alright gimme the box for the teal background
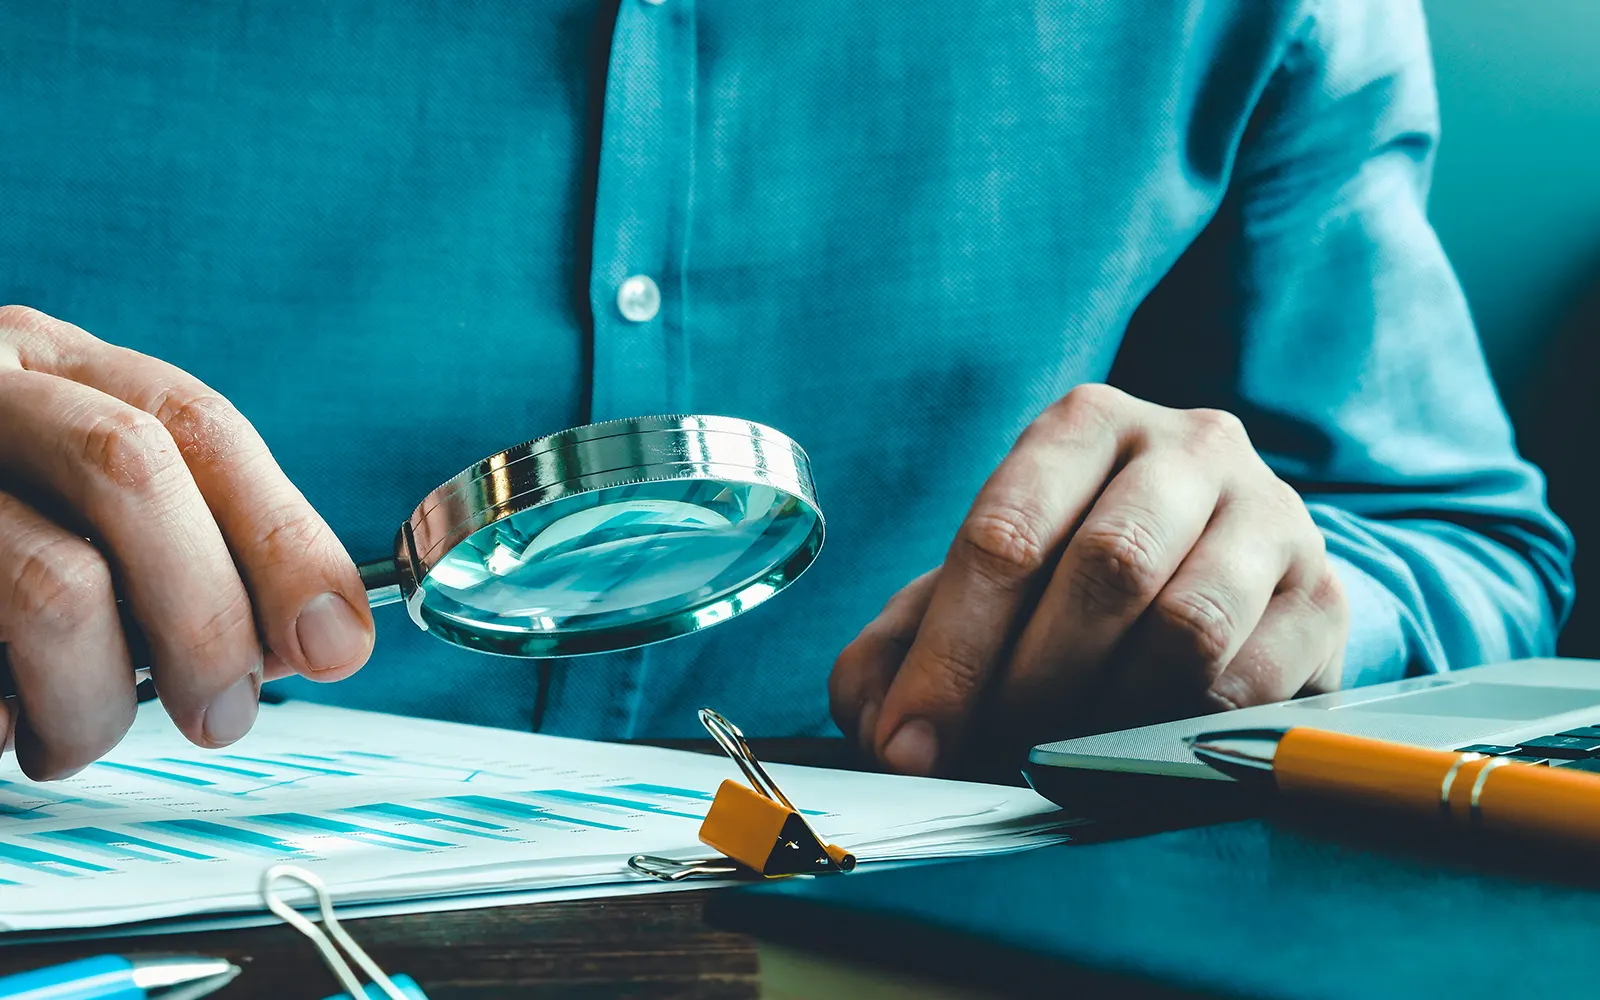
[1428,0,1600,395]
[1426,0,1600,655]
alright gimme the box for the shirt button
[616,275,662,323]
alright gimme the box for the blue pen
[0,955,239,1000]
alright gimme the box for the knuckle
[1049,383,1126,429]
[252,505,331,571]
[1267,476,1305,514]
[1182,407,1248,451]
[957,505,1052,585]
[152,389,249,464]
[0,306,86,368]
[1155,589,1238,671]
[916,640,990,708]
[173,586,259,674]
[828,648,874,723]
[1068,521,1165,613]
[8,536,112,631]
[827,655,854,707]
[1309,562,1347,613]
[0,304,50,333]
[77,408,184,492]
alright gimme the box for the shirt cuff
[1329,552,1413,689]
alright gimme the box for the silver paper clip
[260,864,425,1000]
[629,708,856,882]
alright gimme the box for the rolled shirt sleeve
[1113,0,1575,686]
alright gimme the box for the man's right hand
[0,306,374,780]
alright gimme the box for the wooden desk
[0,738,979,999]
[2,891,755,999]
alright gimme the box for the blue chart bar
[144,820,305,857]
[162,758,272,779]
[612,781,826,816]
[221,755,358,777]
[0,779,119,812]
[613,783,715,802]
[0,802,49,820]
[97,762,215,788]
[525,789,704,820]
[253,813,454,852]
[343,804,522,842]
[35,827,215,863]
[283,753,342,762]
[0,841,113,877]
[335,750,520,783]
[439,795,630,832]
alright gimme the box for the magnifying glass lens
[414,478,821,655]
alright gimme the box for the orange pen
[1188,727,1600,847]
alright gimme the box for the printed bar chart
[0,841,114,878]
[0,700,1071,935]
[342,803,524,842]
[97,762,217,788]
[438,795,631,832]
[144,819,308,858]
[521,788,706,820]
[33,828,215,863]
[611,782,828,816]
[252,813,456,852]
[0,779,119,820]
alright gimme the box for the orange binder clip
[629,708,856,881]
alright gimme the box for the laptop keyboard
[1456,726,1600,772]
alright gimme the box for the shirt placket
[540,0,697,738]
[588,0,697,421]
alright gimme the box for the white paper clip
[260,864,429,1000]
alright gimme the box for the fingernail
[203,673,259,746]
[296,592,370,672]
[883,718,939,776]
[856,700,881,752]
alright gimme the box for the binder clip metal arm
[630,708,856,882]
[261,865,430,1000]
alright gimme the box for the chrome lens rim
[393,415,824,657]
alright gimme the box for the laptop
[1026,658,1600,791]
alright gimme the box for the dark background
[1511,267,1600,656]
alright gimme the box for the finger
[830,569,939,753]
[1206,566,1348,711]
[2,307,372,679]
[993,453,1220,739]
[873,385,1136,775]
[1089,492,1296,729]
[0,367,261,747]
[0,489,137,779]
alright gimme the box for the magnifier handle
[0,558,405,699]
[358,558,406,609]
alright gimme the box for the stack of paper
[0,702,1076,936]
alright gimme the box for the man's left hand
[829,384,1350,776]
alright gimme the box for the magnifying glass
[0,415,824,694]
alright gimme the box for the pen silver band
[1468,756,1512,822]
[1439,752,1484,815]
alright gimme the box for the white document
[0,702,1076,934]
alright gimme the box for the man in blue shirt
[0,1,1574,781]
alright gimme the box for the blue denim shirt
[0,1,1574,738]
